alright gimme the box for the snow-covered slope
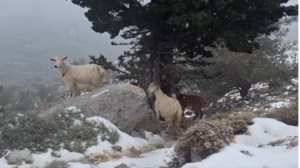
[183,118,298,168]
[0,93,298,168]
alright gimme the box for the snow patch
[145,131,164,144]
[85,140,112,156]
[0,157,16,168]
[56,149,85,161]
[32,149,55,168]
[86,117,148,153]
[91,89,109,98]
[97,147,174,168]
[69,162,92,168]
[65,106,81,113]
[269,100,290,110]
[291,78,298,85]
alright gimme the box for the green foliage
[194,30,297,101]
[0,109,120,154]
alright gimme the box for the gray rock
[111,145,122,152]
[6,148,32,164]
[130,129,146,139]
[240,150,254,156]
[114,163,129,168]
[42,84,163,134]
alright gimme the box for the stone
[130,129,146,139]
[111,145,122,152]
[6,148,32,164]
[240,150,254,156]
[114,163,129,168]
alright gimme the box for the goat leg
[199,111,204,119]
[193,111,199,120]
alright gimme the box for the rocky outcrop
[42,84,164,135]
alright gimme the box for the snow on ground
[182,118,298,168]
[268,100,290,110]
[0,157,16,168]
[69,162,93,168]
[91,89,109,98]
[250,82,269,92]
[97,147,174,168]
[0,106,165,168]
[1,104,298,168]
[291,78,298,85]
[86,116,149,155]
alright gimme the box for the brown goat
[174,87,208,120]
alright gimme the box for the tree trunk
[160,54,174,96]
[239,80,252,98]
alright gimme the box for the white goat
[147,82,183,135]
[51,56,107,97]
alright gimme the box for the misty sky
[0,0,298,61]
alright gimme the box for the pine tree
[70,0,298,95]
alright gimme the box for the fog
[0,0,297,84]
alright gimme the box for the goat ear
[50,58,56,61]
[63,56,68,60]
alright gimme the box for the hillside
[0,79,297,168]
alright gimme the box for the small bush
[163,153,180,168]
[265,103,298,126]
[209,111,255,135]
[88,153,110,165]
[45,160,69,168]
[173,120,234,167]
[0,108,120,154]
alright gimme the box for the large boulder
[42,84,163,135]
[6,148,32,164]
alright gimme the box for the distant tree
[71,58,86,65]
[196,28,298,100]
[70,0,298,95]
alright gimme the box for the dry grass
[154,143,165,149]
[88,153,110,165]
[209,110,255,135]
[87,151,125,165]
[264,102,298,126]
[126,147,142,158]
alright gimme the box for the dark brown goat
[174,87,208,120]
